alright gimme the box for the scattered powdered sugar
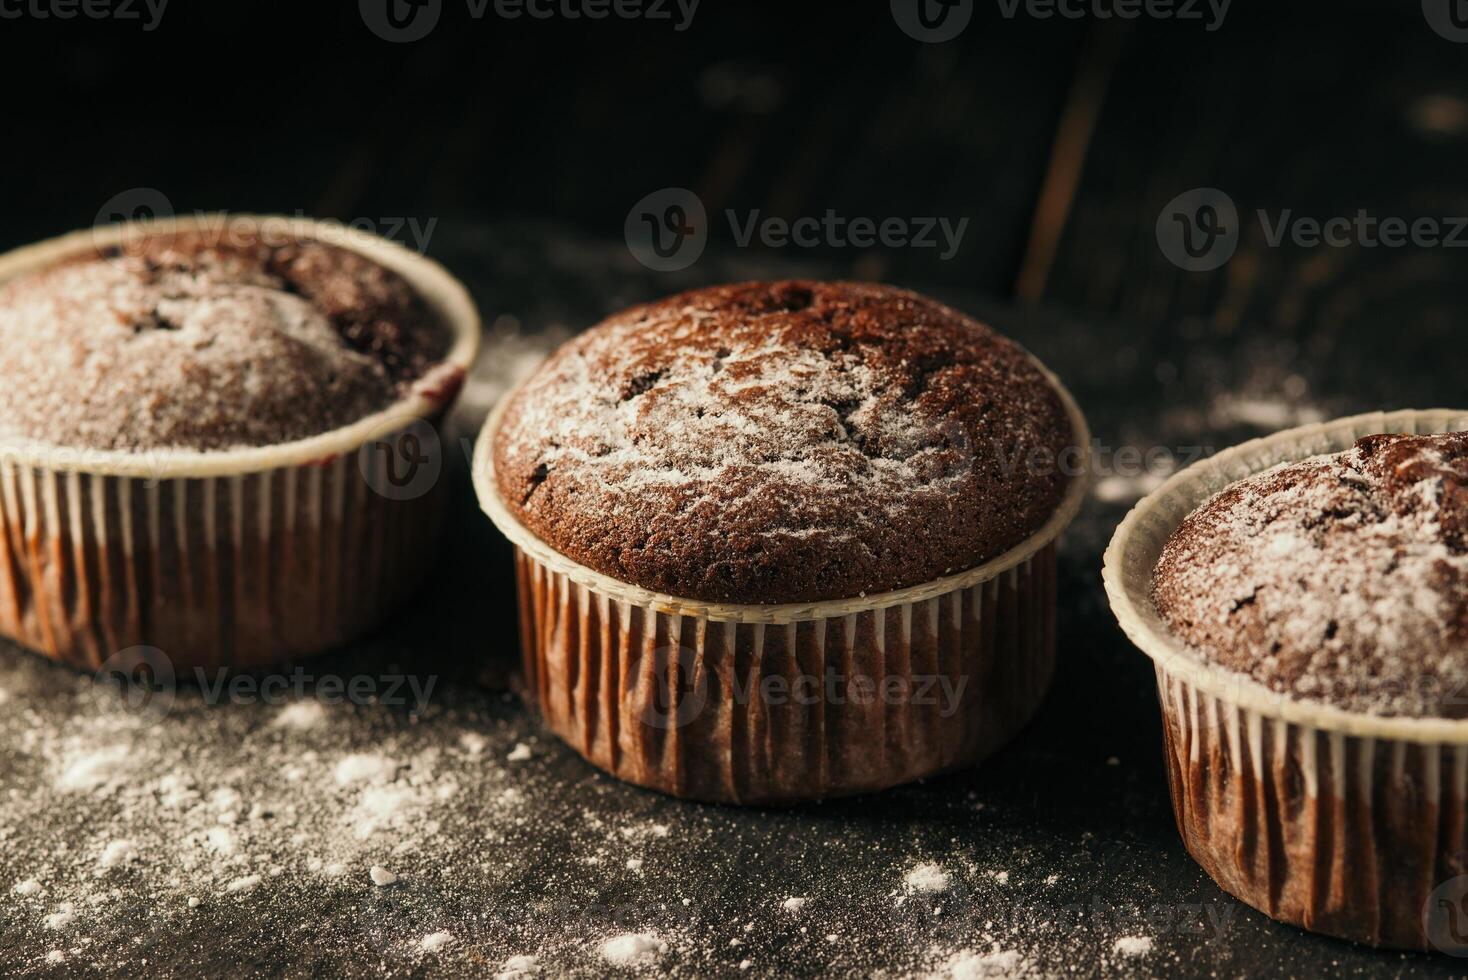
[225,874,262,894]
[97,840,139,870]
[272,700,328,731]
[927,947,1035,979]
[497,953,541,978]
[206,826,238,856]
[904,863,953,895]
[1112,935,1153,958]
[55,745,139,792]
[1093,467,1170,504]
[1207,393,1326,431]
[418,930,454,953]
[0,621,1178,976]
[351,782,434,839]
[43,904,76,930]
[618,821,671,841]
[601,932,668,965]
[458,730,489,755]
[506,742,533,762]
[333,753,397,786]
[0,647,588,973]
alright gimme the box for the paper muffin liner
[1104,408,1468,951]
[475,368,1090,804]
[0,215,480,671]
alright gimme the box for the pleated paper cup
[1104,408,1468,951]
[0,215,480,671]
[475,369,1090,804]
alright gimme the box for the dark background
[5,0,1466,319]
[3,1,1468,977]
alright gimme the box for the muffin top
[0,225,453,452]
[493,281,1077,604]
[1153,432,1468,719]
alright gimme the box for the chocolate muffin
[0,228,453,453]
[1153,431,1468,718]
[493,280,1076,604]
[0,215,478,671]
[1106,412,1468,951]
[479,280,1089,803]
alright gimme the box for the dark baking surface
[2,1,1467,977]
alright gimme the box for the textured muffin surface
[493,281,1076,604]
[0,225,452,452]
[1153,431,1468,718]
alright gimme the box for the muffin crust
[1153,432,1468,718]
[0,226,452,452]
[493,280,1076,604]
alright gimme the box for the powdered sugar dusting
[0,602,1187,978]
[926,947,1035,979]
[0,228,449,452]
[333,753,396,786]
[1112,935,1153,958]
[505,315,980,518]
[494,281,1074,603]
[903,862,953,894]
[497,953,541,978]
[1154,432,1468,717]
[272,700,328,730]
[97,839,139,870]
[600,931,667,965]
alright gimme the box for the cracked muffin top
[1152,431,1468,719]
[492,280,1077,604]
[0,224,453,453]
